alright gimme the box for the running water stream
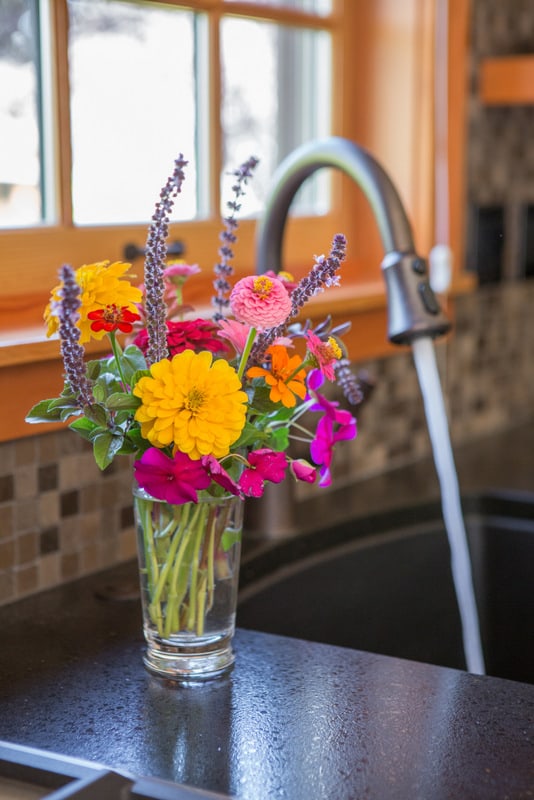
[411,337,486,675]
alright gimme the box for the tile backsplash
[1,280,533,606]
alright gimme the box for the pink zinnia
[163,262,201,281]
[230,275,292,329]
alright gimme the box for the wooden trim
[50,0,73,226]
[448,0,470,276]
[480,56,534,105]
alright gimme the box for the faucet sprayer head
[256,136,451,345]
[382,251,451,344]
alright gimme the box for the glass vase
[133,486,244,682]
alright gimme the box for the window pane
[68,0,200,225]
[0,0,44,228]
[221,17,331,216]
[225,0,332,14]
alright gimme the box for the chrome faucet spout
[256,136,451,344]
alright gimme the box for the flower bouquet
[27,154,362,681]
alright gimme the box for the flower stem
[109,331,128,389]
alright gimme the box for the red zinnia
[134,319,228,357]
[87,304,140,333]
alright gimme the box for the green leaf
[121,346,148,381]
[84,404,109,427]
[233,422,268,450]
[92,383,105,403]
[106,392,141,411]
[93,431,124,470]
[86,359,105,380]
[68,416,98,441]
[267,426,289,452]
[25,399,66,423]
[221,528,242,552]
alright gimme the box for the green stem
[160,504,202,638]
[109,331,128,388]
[137,496,164,634]
[150,503,193,613]
[237,326,257,380]
[187,503,210,631]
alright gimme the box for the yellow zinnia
[133,350,248,460]
[45,260,142,343]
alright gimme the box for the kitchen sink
[237,491,534,684]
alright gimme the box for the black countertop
[1,423,534,799]
[0,559,533,799]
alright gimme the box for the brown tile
[60,490,79,517]
[14,438,36,466]
[59,517,79,553]
[0,570,15,604]
[16,531,39,565]
[38,464,58,493]
[39,553,60,589]
[15,564,39,596]
[14,465,37,499]
[80,484,100,513]
[80,543,99,573]
[80,511,101,545]
[0,505,13,539]
[38,492,59,528]
[61,551,80,581]
[0,540,15,570]
[40,527,59,555]
[38,432,59,463]
[15,499,39,533]
[0,475,14,503]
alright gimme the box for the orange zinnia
[247,345,307,408]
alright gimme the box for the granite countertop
[0,423,533,799]
[0,559,533,799]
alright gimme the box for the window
[1,0,337,304]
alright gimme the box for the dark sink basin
[237,491,534,684]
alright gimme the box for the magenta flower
[290,459,317,484]
[238,449,288,498]
[230,275,292,329]
[305,330,341,381]
[134,448,211,504]
[200,455,242,496]
[307,370,357,486]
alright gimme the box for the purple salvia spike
[58,264,94,409]
[144,155,188,366]
[212,156,259,320]
[333,358,364,406]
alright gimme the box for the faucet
[246,137,452,539]
[255,136,451,344]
